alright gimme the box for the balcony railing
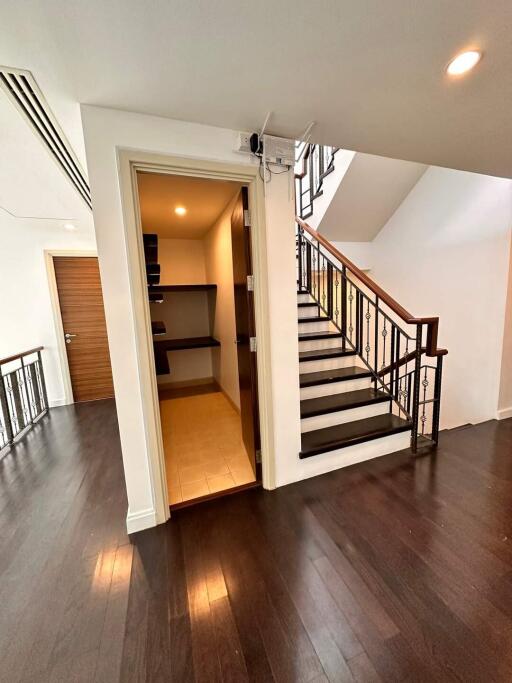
[0,347,48,451]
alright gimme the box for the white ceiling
[137,172,240,239]
[320,154,427,242]
[0,0,511,180]
[0,89,92,230]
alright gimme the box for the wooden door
[53,256,114,402]
[231,188,260,477]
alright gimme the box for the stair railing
[295,142,338,220]
[0,347,48,451]
[297,218,447,452]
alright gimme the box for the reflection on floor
[160,387,256,505]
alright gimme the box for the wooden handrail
[297,218,447,358]
[0,346,44,366]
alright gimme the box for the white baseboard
[49,398,67,408]
[497,406,512,420]
[126,507,157,534]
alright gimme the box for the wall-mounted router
[248,133,294,167]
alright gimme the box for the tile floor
[160,389,256,505]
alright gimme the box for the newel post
[410,323,423,453]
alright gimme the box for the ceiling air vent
[0,66,92,209]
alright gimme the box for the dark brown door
[231,188,260,478]
[53,256,114,403]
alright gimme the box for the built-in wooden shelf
[149,284,217,293]
[151,321,166,336]
[154,336,220,352]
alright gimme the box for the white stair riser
[300,377,372,400]
[297,293,315,304]
[298,306,320,319]
[299,355,360,373]
[298,320,332,333]
[296,431,412,483]
[301,402,390,433]
[299,337,343,352]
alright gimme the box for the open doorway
[135,171,260,506]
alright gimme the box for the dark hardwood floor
[2,402,512,681]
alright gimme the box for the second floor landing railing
[297,218,447,452]
[295,142,338,220]
[0,347,48,452]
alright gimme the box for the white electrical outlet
[236,132,252,154]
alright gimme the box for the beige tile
[231,466,255,486]
[207,474,235,494]
[168,485,182,505]
[203,459,230,478]
[181,479,209,501]
[177,453,205,469]
[226,455,253,472]
[179,464,207,485]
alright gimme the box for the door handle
[65,333,76,344]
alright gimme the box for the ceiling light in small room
[175,206,187,216]
[446,50,482,76]
[63,223,77,231]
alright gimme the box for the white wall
[81,105,302,531]
[0,213,96,406]
[158,237,206,284]
[306,150,355,230]
[331,241,373,272]
[498,239,512,417]
[371,166,512,429]
[203,194,241,409]
[153,237,212,385]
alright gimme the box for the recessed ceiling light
[63,223,77,231]
[175,206,187,216]
[446,50,482,76]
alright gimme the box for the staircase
[295,145,447,460]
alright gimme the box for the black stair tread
[299,330,343,341]
[300,414,412,458]
[298,302,318,308]
[299,316,330,323]
[300,366,371,387]
[301,388,391,418]
[299,347,357,362]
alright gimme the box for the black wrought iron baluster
[306,241,312,293]
[297,229,303,291]
[431,356,444,445]
[402,337,409,416]
[0,374,13,446]
[394,332,401,402]
[23,357,38,422]
[316,240,321,306]
[320,253,327,314]
[327,262,333,319]
[334,269,340,331]
[421,366,429,436]
[389,326,395,396]
[381,318,388,372]
[374,296,379,381]
[348,281,354,345]
[341,266,347,342]
[410,324,423,453]
[38,351,49,410]
[364,298,371,363]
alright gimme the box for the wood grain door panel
[53,256,114,402]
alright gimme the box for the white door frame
[45,249,98,406]
[117,150,276,519]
